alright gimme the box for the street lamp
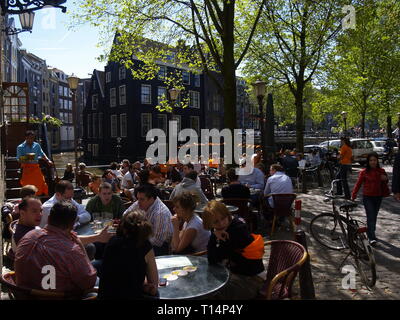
[2,11,35,35]
[67,73,79,171]
[168,87,180,158]
[253,80,266,165]
[116,137,122,162]
[341,111,348,136]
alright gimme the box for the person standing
[16,130,53,195]
[336,137,353,199]
[351,152,389,245]
[392,149,400,201]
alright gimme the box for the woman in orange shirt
[336,137,353,199]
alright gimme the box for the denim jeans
[363,196,382,241]
[336,164,351,199]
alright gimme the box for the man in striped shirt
[123,184,173,256]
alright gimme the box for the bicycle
[309,179,376,289]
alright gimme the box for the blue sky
[16,4,107,79]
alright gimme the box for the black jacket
[207,218,264,276]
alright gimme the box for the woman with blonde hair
[171,192,210,254]
[202,200,265,300]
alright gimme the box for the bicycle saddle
[339,200,357,210]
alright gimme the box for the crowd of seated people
[3,153,309,300]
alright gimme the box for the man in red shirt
[14,201,97,293]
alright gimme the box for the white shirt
[123,197,173,247]
[121,171,136,189]
[183,214,211,253]
[41,195,92,228]
[264,172,294,207]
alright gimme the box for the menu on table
[156,256,193,270]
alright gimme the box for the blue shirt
[16,141,45,163]
[264,172,293,207]
[238,167,265,190]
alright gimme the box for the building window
[92,94,98,110]
[190,116,200,134]
[92,113,97,138]
[157,114,167,132]
[141,113,152,137]
[111,115,118,138]
[194,74,200,87]
[98,113,103,138]
[157,87,167,104]
[182,70,190,85]
[92,144,99,157]
[172,115,181,132]
[106,71,111,83]
[110,88,116,107]
[120,113,127,137]
[119,85,126,105]
[88,144,92,153]
[87,114,91,138]
[58,86,63,96]
[189,91,200,108]
[141,85,151,104]
[158,65,167,80]
[213,94,219,111]
[68,113,72,124]
[119,66,126,80]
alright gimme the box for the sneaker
[369,240,377,246]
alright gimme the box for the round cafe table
[194,204,238,215]
[156,255,230,300]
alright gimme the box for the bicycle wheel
[353,232,376,289]
[310,213,348,250]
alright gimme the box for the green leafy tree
[243,0,347,152]
[71,0,266,132]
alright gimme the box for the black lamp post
[67,73,79,171]
[253,80,266,165]
[168,87,180,157]
[341,111,348,136]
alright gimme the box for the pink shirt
[14,225,97,293]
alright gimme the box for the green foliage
[28,114,63,127]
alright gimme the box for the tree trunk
[222,1,237,131]
[295,86,304,153]
[361,112,366,138]
[387,115,392,138]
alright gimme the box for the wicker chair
[259,240,308,300]
[199,176,215,200]
[264,193,296,237]
[0,271,98,300]
[221,198,257,232]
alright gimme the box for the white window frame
[98,113,103,138]
[106,71,111,83]
[182,70,190,85]
[92,144,99,157]
[157,114,167,132]
[111,114,118,138]
[141,85,152,104]
[119,85,126,105]
[120,113,127,137]
[189,91,200,109]
[157,86,167,104]
[141,113,152,137]
[194,74,200,87]
[119,66,126,80]
[158,65,167,80]
[110,88,116,107]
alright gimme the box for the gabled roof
[94,69,105,98]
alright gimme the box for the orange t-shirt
[340,144,353,164]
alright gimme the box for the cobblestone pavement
[267,164,400,300]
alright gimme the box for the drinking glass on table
[92,212,102,223]
[103,212,113,220]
